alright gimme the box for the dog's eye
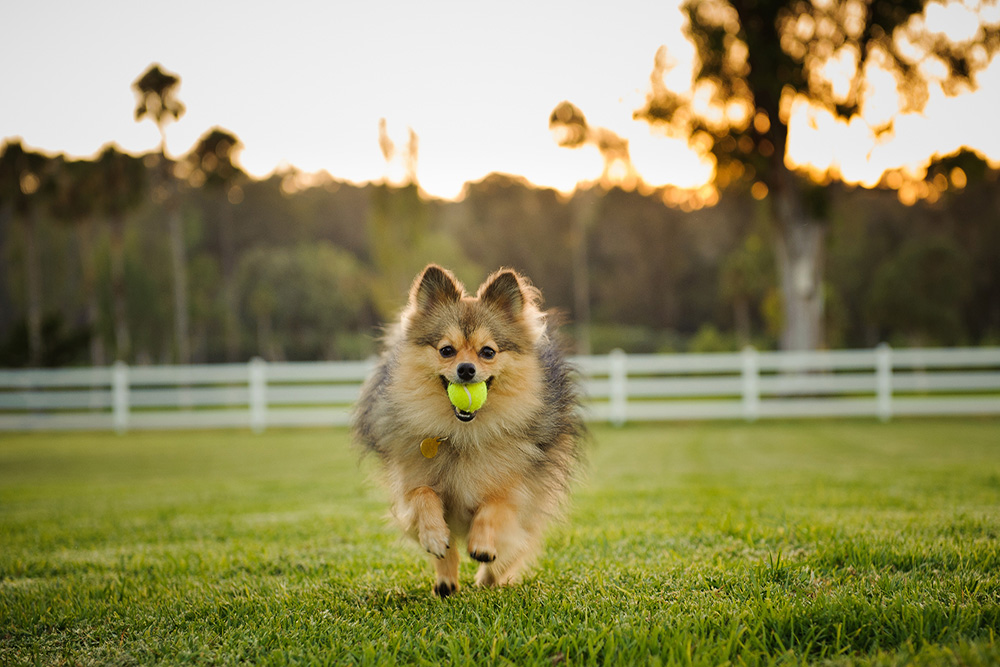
[479,346,496,360]
[439,345,457,358]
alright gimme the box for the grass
[1,419,999,666]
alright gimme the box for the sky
[1,0,707,200]
[2,0,998,201]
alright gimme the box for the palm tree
[96,145,146,362]
[0,140,54,366]
[133,63,190,363]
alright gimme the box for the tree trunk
[256,312,273,361]
[728,0,825,351]
[771,171,825,351]
[570,188,598,355]
[774,221,824,351]
[22,212,44,366]
[75,220,105,366]
[219,197,240,362]
[734,296,751,345]
[109,214,130,361]
[168,206,190,364]
[157,144,190,366]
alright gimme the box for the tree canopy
[2,46,999,366]
[636,0,1000,198]
[626,0,1000,350]
[132,64,186,150]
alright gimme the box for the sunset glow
[785,55,1000,197]
[1,0,998,202]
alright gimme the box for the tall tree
[186,128,245,361]
[132,63,190,363]
[548,101,639,353]
[96,145,147,362]
[50,157,105,365]
[369,120,432,320]
[632,0,1000,350]
[238,242,371,360]
[720,229,775,345]
[0,141,54,366]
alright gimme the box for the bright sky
[0,0,707,200]
[2,0,998,201]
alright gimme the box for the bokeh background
[2,0,999,367]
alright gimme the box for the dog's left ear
[478,270,525,317]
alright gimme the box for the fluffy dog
[353,265,584,597]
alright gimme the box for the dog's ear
[411,265,463,312]
[478,270,525,317]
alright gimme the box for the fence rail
[2,345,999,432]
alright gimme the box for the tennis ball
[447,381,488,413]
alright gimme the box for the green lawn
[1,420,999,666]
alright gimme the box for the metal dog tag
[420,436,444,459]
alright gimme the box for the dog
[353,265,584,597]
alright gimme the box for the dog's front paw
[419,525,451,559]
[433,579,459,598]
[467,537,497,563]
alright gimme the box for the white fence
[1,346,999,433]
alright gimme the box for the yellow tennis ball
[447,381,488,413]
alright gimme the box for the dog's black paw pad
[433,581,457,598]
[470,550,496,563]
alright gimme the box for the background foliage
[2,145,998,367]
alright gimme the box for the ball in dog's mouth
[440,376,493,422]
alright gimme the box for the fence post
[609,349,627,427]
[112,361,129,434]
[742,346,759,422]
[876,343,892,422]
[249,357,267,433]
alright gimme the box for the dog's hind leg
[432,544,460,598]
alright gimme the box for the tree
[0,141,55,366]
[133,63,190,363]
[454,173,575,313]
[185,127,245,361]
[50,157,105,364]
[369,120,436,320]
[95,145,147,361]
[238,242,371,360]
[548,101,640,353]
[549,101,640,188]
[719,230,775,345]
[868,236,972,344]
[632,0,1000,350]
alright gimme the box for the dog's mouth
[440,376,493,422]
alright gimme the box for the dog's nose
[457,363,476,382]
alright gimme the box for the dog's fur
[353,265,584,597]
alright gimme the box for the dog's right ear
[410,264,463,312]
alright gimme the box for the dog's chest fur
[414,437,540,528]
